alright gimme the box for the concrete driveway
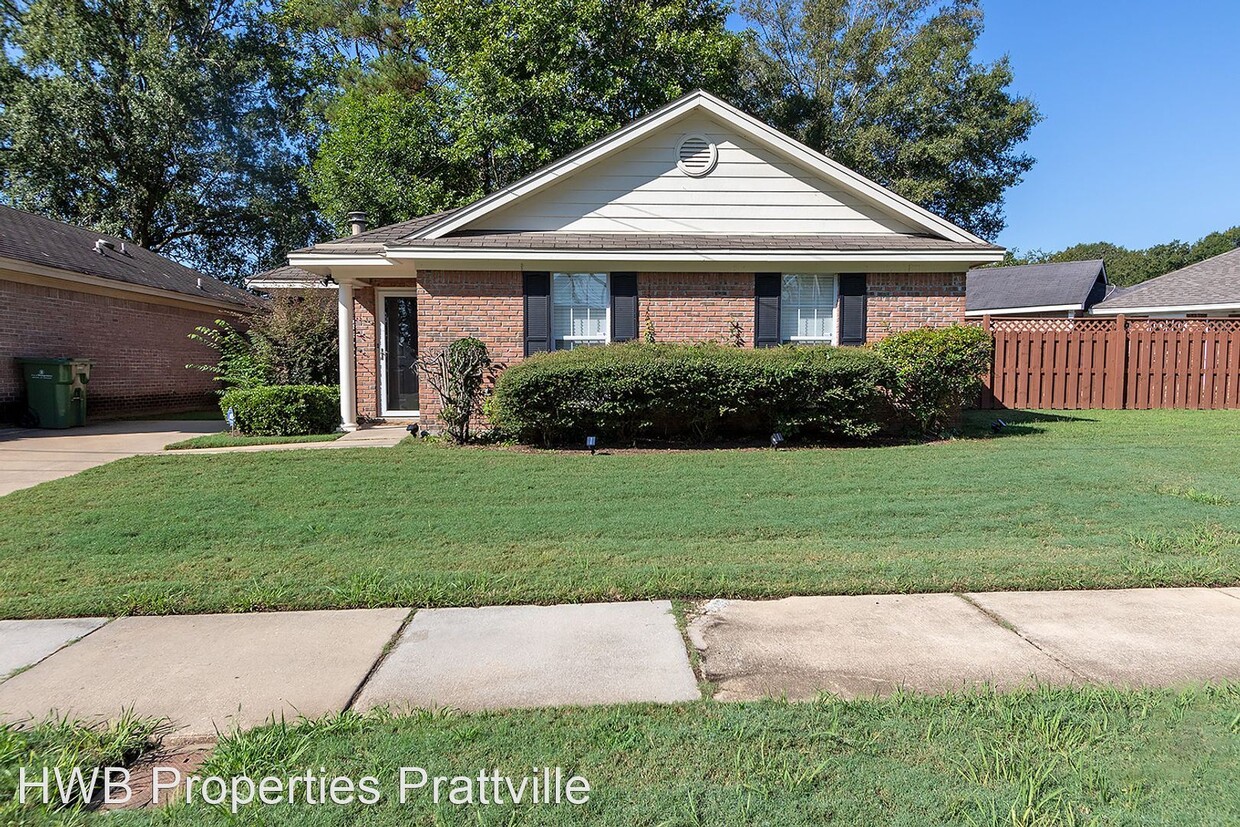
[0,419,224,497]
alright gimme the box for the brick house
[1,205,263,421]
[252,92,1003,429]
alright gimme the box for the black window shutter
[838,273,867,345]
[610,272,639,342]
[754,272,781,348]
[523,272,552,355]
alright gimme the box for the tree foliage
[293,0,745,230]
[738,0,1039,239]
[0,0,324,282]
[1003,226,1240,287]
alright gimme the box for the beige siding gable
[468,112,922,235]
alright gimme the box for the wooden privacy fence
[980,315,1240,410]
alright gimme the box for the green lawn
[90,685,1238,826]
[164,432,342,450]
[0,410,1237,618]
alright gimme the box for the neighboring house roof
[0,205,262,310]
[247,264,329,290]
[1091,247,1240,314]
[288,91,1003,275]
[965,260,1110,316]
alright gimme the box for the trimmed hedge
[874,324,993,436]
[219,385,340,436]
[489,343,894,446]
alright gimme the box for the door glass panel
[384,296,418,411]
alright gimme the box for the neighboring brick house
[1,206,263,422]
[251,91,1003,429]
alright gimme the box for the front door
[381,294,419,415]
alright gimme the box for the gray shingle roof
[292,209,463,253]
[966,260,1107,313]
[0,205,261,309]
[1092,247,1240,311]
[300,228,998,255]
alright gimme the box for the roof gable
[409,91,987,245]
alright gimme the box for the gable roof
[411,91,989,246]
[0,205,262,310]
[966,260,1109,315]
[1092,247,1240,313]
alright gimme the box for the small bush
[490,343,893,446]
[416,337,496,444]
[219,385,340,436]
[874,324,993,436]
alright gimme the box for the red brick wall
[865,272,967,339]
[352,270,965,428]
[640,272,753,345]
[1,277,231,421]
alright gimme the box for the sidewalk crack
[344,609,416,712]
[954,593,1088,681]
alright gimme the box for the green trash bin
[16,357,92,428]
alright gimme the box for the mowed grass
[100,685,1240,826]
[163,432,342,450]
[0,410,1238,618]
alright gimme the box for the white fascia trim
[245,279,332,289]
[384,248,1003,264]
[1091,301,1240,315]
[286,254,398,269]
[964,303,1083,316]
[415,92,990,246]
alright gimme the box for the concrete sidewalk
[0,588,1236,737]
[689,587,1240,700]
[0,419,225,496]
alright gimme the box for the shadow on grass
[960,409,1099,439]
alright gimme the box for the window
[553,272,609,349]
[781,274,837,343]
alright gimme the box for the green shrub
[490,342,893,446]
[219,385,340,436]
[417,337,495,445]
[874,324,993,436]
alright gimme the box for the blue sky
[974,1,1240,253]
[732,1,1240,253]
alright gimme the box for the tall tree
[740,0,1039,239]
[0,0,323,282]
[296,0,744,230]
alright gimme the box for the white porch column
[337,280,358,431]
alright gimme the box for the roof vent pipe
[94,239,114,254]
[347,211,369,236]
[197,277,204,290]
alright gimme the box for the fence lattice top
[988,317,1115,333]
[1127,318,1240,333]
[986,317,1240,334]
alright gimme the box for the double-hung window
[552,272,609,349]
[781,274,837,344]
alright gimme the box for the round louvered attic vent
[676,133,717,176]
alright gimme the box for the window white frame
[780,273,840,344]
[376,288,420,417]
[552,272,611,349]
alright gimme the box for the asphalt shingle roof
[0,205,261,309]
[246,264,326,289]
[966,260,1107,312]
[300,227,999,255]
[1092,247,1240,311]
